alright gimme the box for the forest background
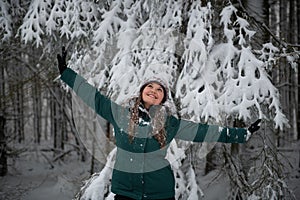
[0,0,299,199]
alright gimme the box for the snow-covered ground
[0,150,91,200]
[0,147,299,200]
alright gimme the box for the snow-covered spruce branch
[0,0,12,41]
[237,0,299,68]
[222,134,296,199]
[10,0,290,129]
[236,0,283,48]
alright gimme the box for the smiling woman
[56,48,261,200]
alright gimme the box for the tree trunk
[280,0,290,147]
[69,94,87,162]
[288,0,298,141]
[90,139,95,175]
[0,115,7,176]
[204,145,217,175]
[16,66,25,143]
[51,85,58,153]
[44,91,50,141]
[33,67,42,144]
[0,46,7,176]
[60,90,65,150]
[295,1,300,140]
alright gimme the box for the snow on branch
[237,0,299,70]
[14,0,290,130]
[93,0,123,45]
[218,4,288,129]
[0,0,12,42]
[18,0,100,47]
[176,1,217,123]
[176,2,289,129]
[18,0,49,47]
[104,0,180,104]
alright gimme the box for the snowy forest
[0,0,299,199]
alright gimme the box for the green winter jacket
[61,68,248,199]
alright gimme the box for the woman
[57,48,261,200]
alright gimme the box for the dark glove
[248,119,262,133]
[246,119,261,141]
[57,46,67,74]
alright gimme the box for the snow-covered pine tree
[2,0,298,199]
[213,3,294,199]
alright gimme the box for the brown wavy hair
[128,83,168,148]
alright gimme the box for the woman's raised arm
[57,47,120,124]
[168,116,261,143]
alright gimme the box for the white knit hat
[140,62,173,95]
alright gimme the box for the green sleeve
[60,68,115,123]
[171,116,247,143]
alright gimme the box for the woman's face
[141,82,165,109]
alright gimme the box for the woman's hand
[56,46,67,74]
[246,119,262,141]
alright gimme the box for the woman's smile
[147,93,157,99]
